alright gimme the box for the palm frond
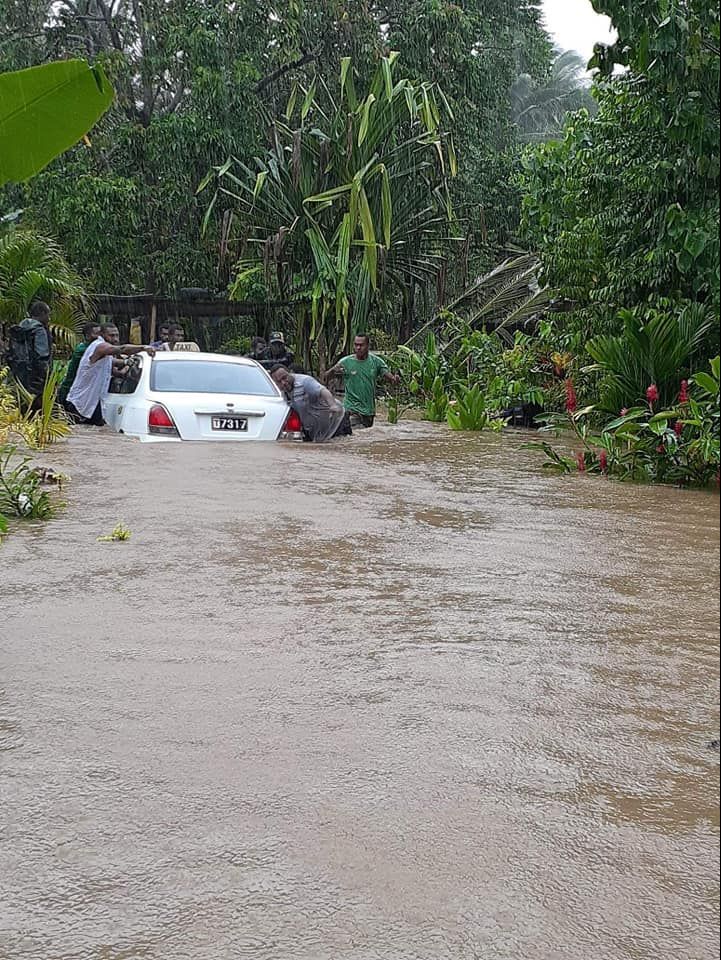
[0,230,92,346]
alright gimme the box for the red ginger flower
[674,420,684,438]
[599,449,608,473]
[565,378,578,414]
[576,451,586,472]
[646,383,659,405]
[620,408,629,417]
[679,380,689,403]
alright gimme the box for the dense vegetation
[521,0,720,342]
[1,0,719,491]
[0,0,551,295]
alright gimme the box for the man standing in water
[325,333,399,428]
[58,320,101,406]
[6,301,53,404]
[271,365,351,441]
[66,323,154,425]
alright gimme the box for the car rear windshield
[150,360,278,396]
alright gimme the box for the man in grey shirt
[271,365,351,441]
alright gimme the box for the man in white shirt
[66,323,155,425]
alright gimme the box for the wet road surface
[1,424,719,959]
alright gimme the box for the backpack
[4,318,45,390]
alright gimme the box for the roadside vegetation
[0,0,718,505]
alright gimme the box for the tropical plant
[0,365,71,449]
[0,445,55,519]
[529,357,720,487]
[0,59,113,186]
[446,384,503,432]
[0,366,21,442]
[202,53,458,370]
[586,303,715,412]
[1,0,270,294]
[521,0,720,333]
[1,0,553,298]
[395,332,453,420]
[380,0,553,275]
[217,335,252,356]
[407,253,552,349]
[0,229,91,346]
[17,367,73,449]
[512,50,597,142]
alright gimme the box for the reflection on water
[1,423,719,960]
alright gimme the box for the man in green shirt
[58,321,100,406]
[325,333,399,428]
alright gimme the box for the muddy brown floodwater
[1,423,719,960]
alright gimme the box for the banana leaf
[0,60,114,186]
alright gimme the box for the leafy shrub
[586,303,716,413]
[0,445,55,519]
[218,335,251,356]
[446,384,504,432]
[530,357,720,487]
[0,366,71,449]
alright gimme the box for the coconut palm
[0,230,91,346]
[406,253,552,348]
[512,50,597,142]
[201,54,459,369]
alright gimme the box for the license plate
[211,416,248,431]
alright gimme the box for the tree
[520,0,720,342]
[0,0,272,293]
[1,0,553,303]
[203,54,457,369]
[382,0,552,268]
[0,230,91,345]
[511,49,597,142]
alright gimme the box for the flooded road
[1,423,719,960]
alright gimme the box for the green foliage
[1,0,269,293]
[512,50,597,143]
[408,253,552,349]
[381,0,553,263]
[218,335,251,356]
[204,54,457,367]
[0,445,55,519]
[0,229,90,347]
[97,522,132,542]
[19,367,73,449]
[395,313,571,427]
[0,365,72,448]
[521,0,720,331]
[446,384,502,432]
[395,332,449,420]
[586,303,715,412]
[0,59,113,186]
[529,356,720,487]
[1,0,553,308]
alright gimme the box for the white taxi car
[102,351,303,442]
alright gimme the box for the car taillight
[279,408,304,441]
[285,410,302,432]
[148,403,179,436]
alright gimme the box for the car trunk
[153,392,288,441]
